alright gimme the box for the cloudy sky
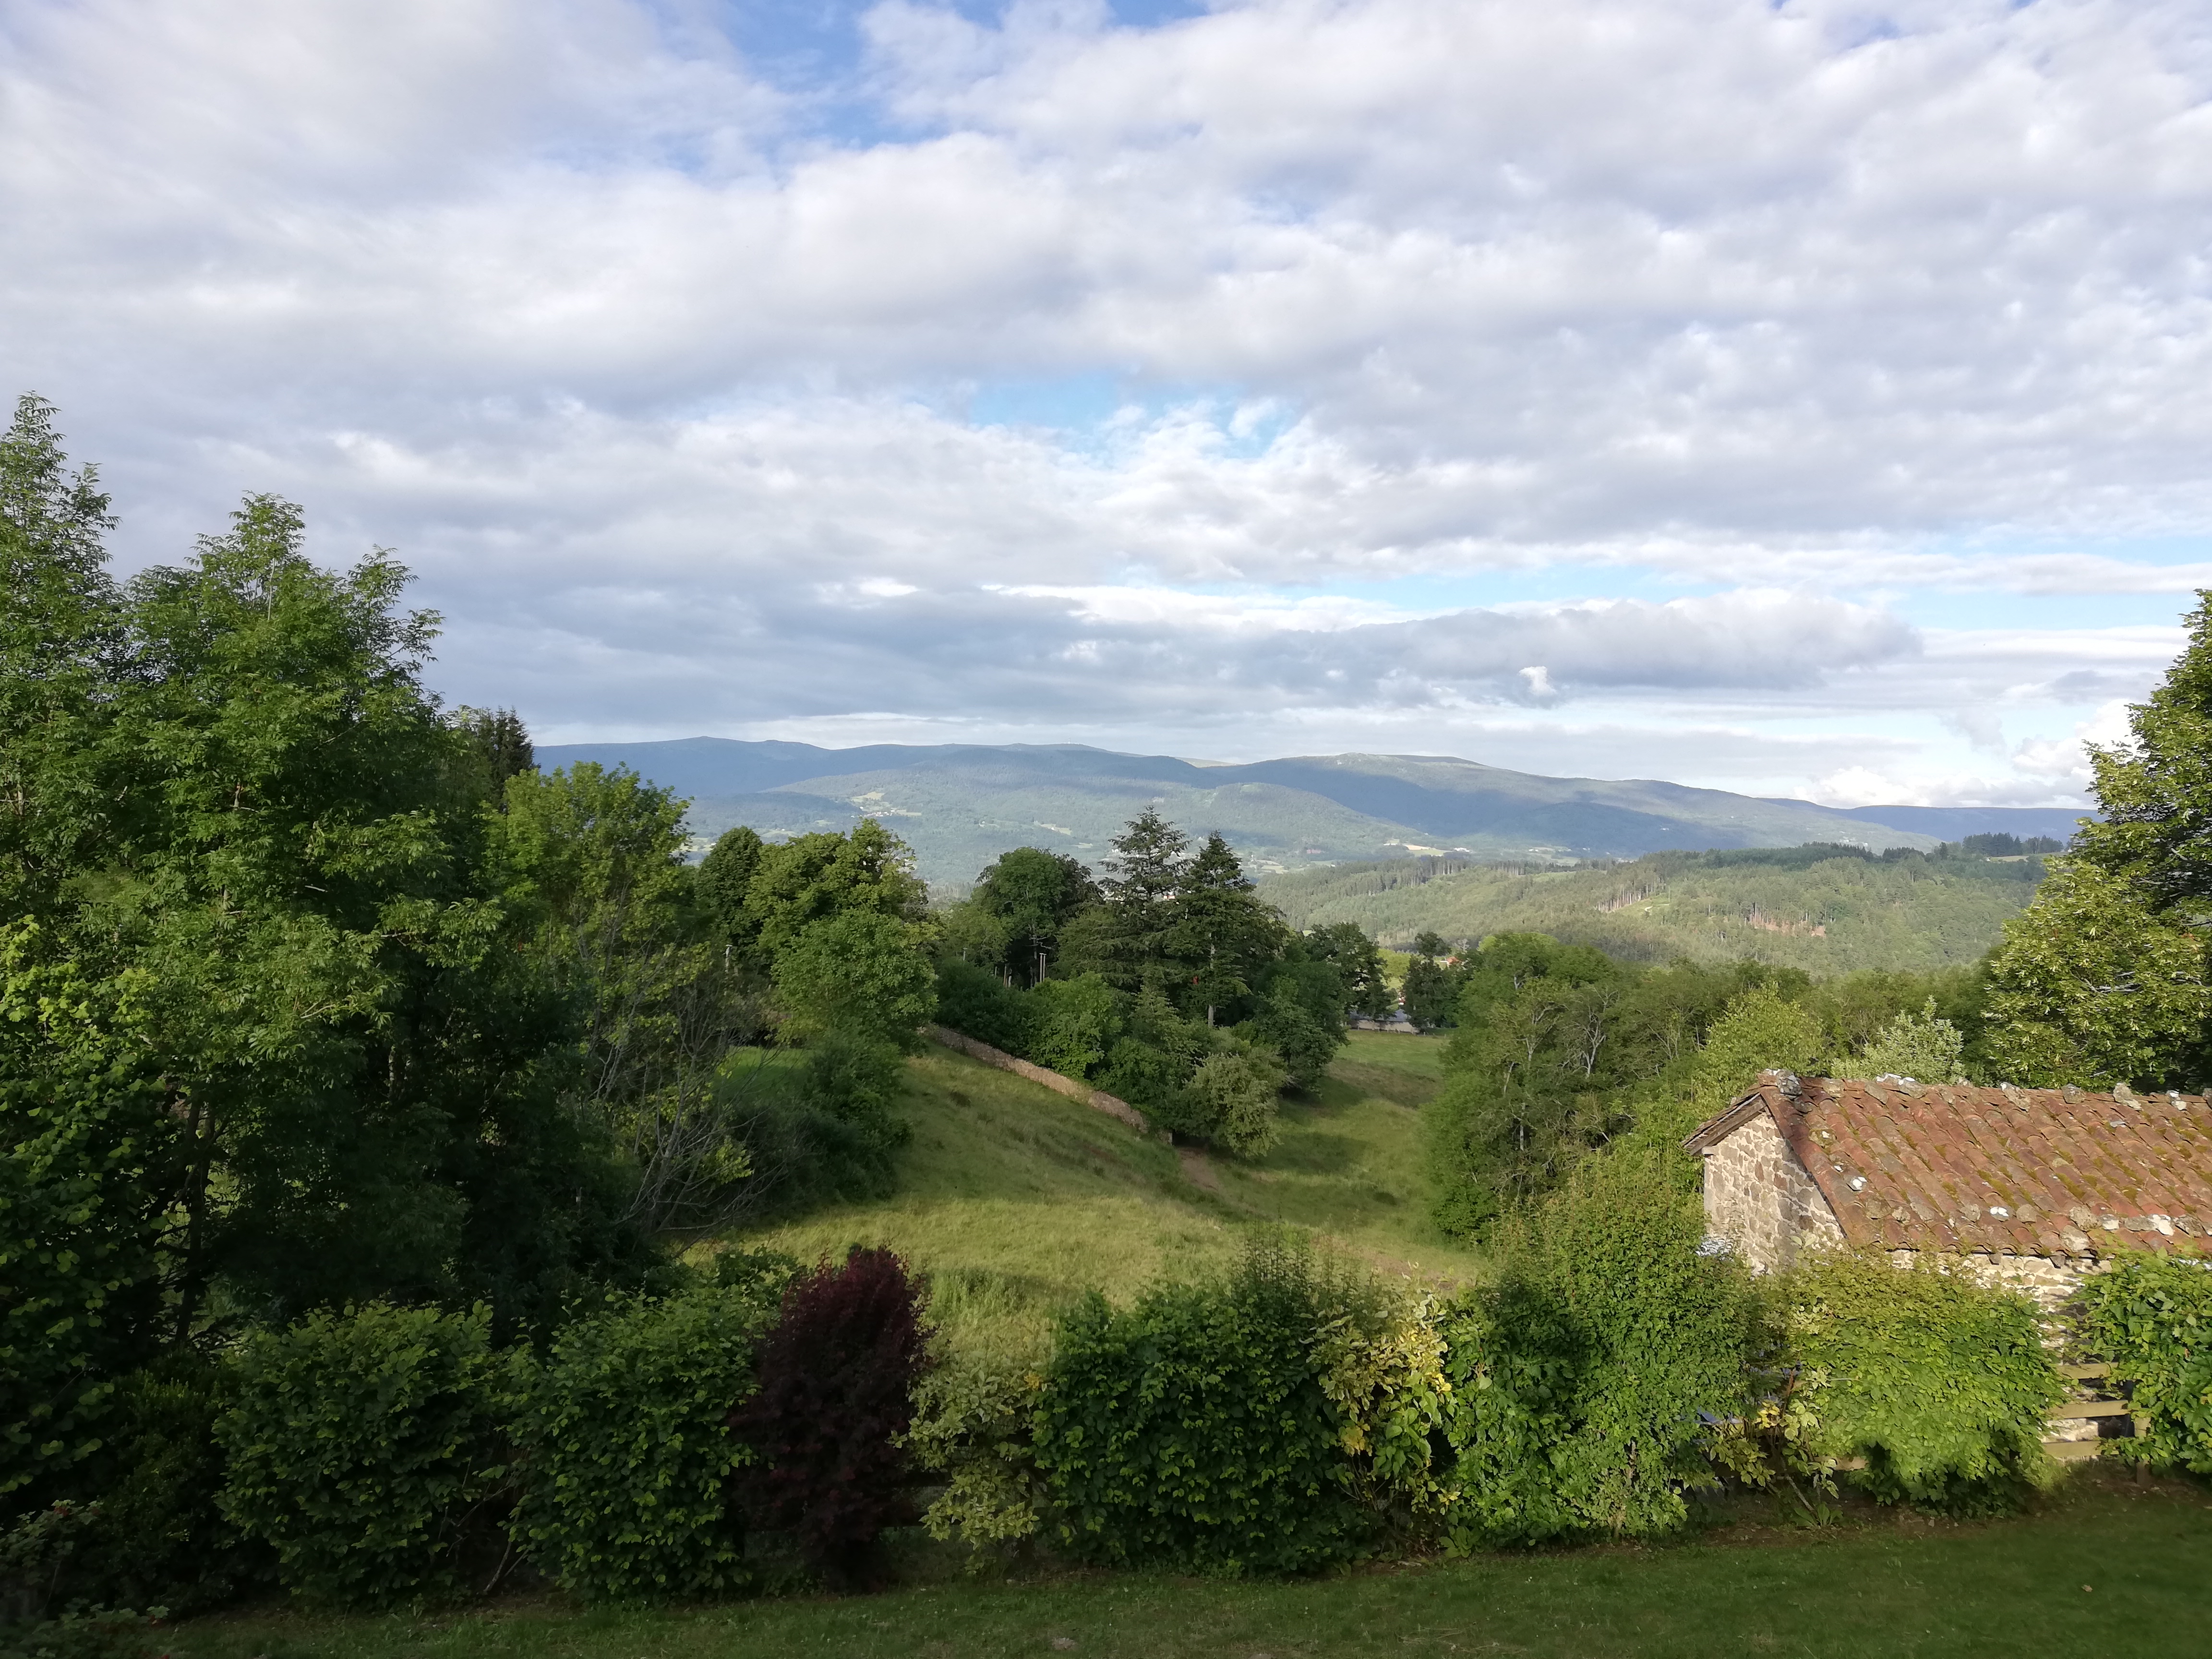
[7,0,2211,805]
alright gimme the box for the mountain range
[533,738,2092,890]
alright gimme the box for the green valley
[724,1030,1479,1369]
[1257,844,2049,974]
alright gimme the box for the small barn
[1683,1070,2212,1307]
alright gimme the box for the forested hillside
[542,737,2082,886]
[1258,844,2047,974]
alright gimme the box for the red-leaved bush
[732,1246,932,1583]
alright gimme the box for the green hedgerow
[1033,1238,1363,1575]
[1779,1250,2064,1512]
[216,1302,507,1608]
[1437,1151,1760,1546]
[511,1266,783,1604]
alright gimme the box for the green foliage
[1179,1040,1289,1158]
[1033,1239,1364,1575]
[1304,923,1394,1021]
[697,1047,905,1225]
[745,820,929,964]
[512,1269,784,1604]
[1422,927,1991,1233]
[931,960,1035,1055]
[0,926,174,1505]
[2080,1252,2212,1475]
[770,911,936,1050]
[1981,593,2212,1087]
[1436,1154,1758,1545]
[695,825,765,953]
[1678,985,1825,1124]
[216,1303,508,1608]
[1779,1252,2063,1511]
[1024,974,1122,1081]
[449,707,534,794]
[1856,997,1965,1081]
[1986,857,2209,1087]
[58,1354,253,1615]
[1173,835,1285,1024]
[907,1355,1046,1570]
[970,848,1097,986]
[1243,984,1340,1093]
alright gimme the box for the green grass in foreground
[712,1035,1477,1363]
[176,1472,2212,1659]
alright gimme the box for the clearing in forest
[725,1029,1479,1361]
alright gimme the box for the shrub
[933,960,1034,1055]
[732,1248,932,1585]
[1242,986,1342,1091]
[2080,1250,2212,1475]
[64,1354,256,1615]
[1181,1041,1288,1157]
[1437,1153,1759,1545]
[798,1029,910,1162]
[1033,1238,1362,1575]
[512,1267,783,1603]
[1025,974,1121,1081]
[216,1303,507,1608]
[708,1038,908,1223]
[907,1355,1046,1570]
[1779,1250,2063,1511]
[772,912,936,1049]
[1856,998,1966,1082]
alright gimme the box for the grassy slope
[180,1472,2212,1659]
[1259,850,2044,972]
[717,1034,1478,1363]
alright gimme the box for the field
[723,1029,1478,1364]
[177,1472,2212,1659]
[1258,848,2045,973]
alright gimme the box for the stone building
[1683,1070,2212,1307]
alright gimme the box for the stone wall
[1702,1110,1845,1271]
[925,1025,1163,1139]
[1883,1247,2101,1314]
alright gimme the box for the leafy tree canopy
[1985,591,2212,1086]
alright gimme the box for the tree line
[926,812,1395,1152]
[0,396,948,1608]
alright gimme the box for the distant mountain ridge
[533,737,2092,888]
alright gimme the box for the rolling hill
[535,737,2091,889]
[1256,846,2047,974]
[731,1029,1476,1369]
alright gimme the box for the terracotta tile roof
[1685,1072,2212,1260]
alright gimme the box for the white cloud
[3,0,2209,803]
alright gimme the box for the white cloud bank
[4,0,2210,803]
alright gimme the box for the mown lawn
[177,1472,2212,1659]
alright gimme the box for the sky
[6,0,2212,806]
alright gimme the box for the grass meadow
[719,1030,1476,1364]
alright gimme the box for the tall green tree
[971,847,1097,986]
[1986,594,2212,1086]
[1069,807,1191,991]
[1304,922,1394,1022]
[1171,835,1283,1025]
[2,405,660,1459]
[744,820,928,962]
